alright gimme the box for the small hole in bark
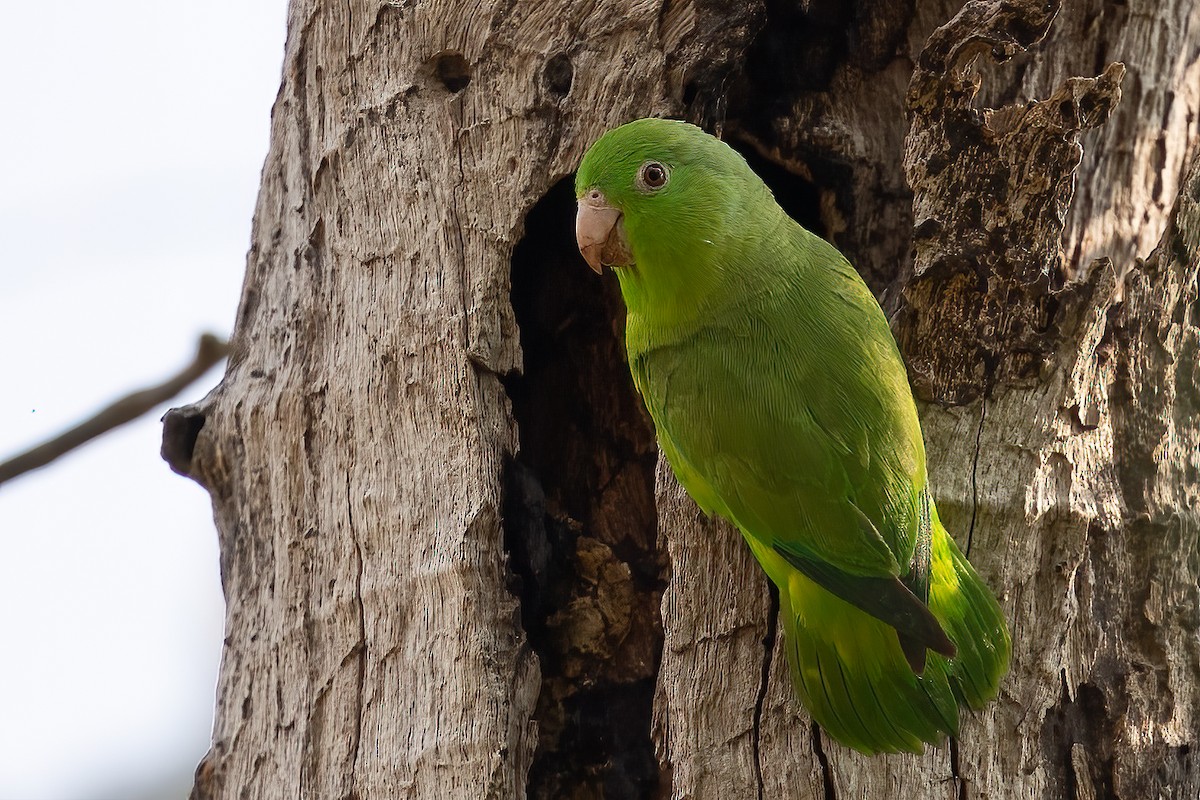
[433,51,471,93]
[161,406,207,479]
[542,53,573,97]
[682,80,699,108]
[503,177,664,798]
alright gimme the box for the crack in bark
[752,586,779,800]
[949,736,968,800]
[450,95,471,349]
[810,722,837,800]
[344,473,367,797]
[965,395,987,557]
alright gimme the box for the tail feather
[928,505,1010,708]
[777,501,1009,754]
[782,578,958,754]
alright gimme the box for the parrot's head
[574,118,775,312]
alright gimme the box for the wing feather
[630,228,932,614]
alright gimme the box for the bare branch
[0,333,228,486]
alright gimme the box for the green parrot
[573,118,1009,754]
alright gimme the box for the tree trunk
[162,0,1200,797]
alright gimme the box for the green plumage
[575,118,1009,754]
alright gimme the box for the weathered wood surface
[163,0,1199,797]
[658,2,1200,798]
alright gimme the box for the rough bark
[165,0,1200,798]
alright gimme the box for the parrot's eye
[637,161,669,192]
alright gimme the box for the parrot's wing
[634,330,906,580]
[770,504,955,670]
[630,238,931,597]
[636,313,953,667]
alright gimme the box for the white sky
[0,2,287,798]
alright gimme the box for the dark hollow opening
[1040,674,1118,800]
[503,177,664,799]
[433,51,471,93]
[543,52,574,97]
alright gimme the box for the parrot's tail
[778,507,1009,754]
[927,503,1011,711]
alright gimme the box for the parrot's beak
[576,190,630,274]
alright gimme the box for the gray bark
[163,0,1200,797]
